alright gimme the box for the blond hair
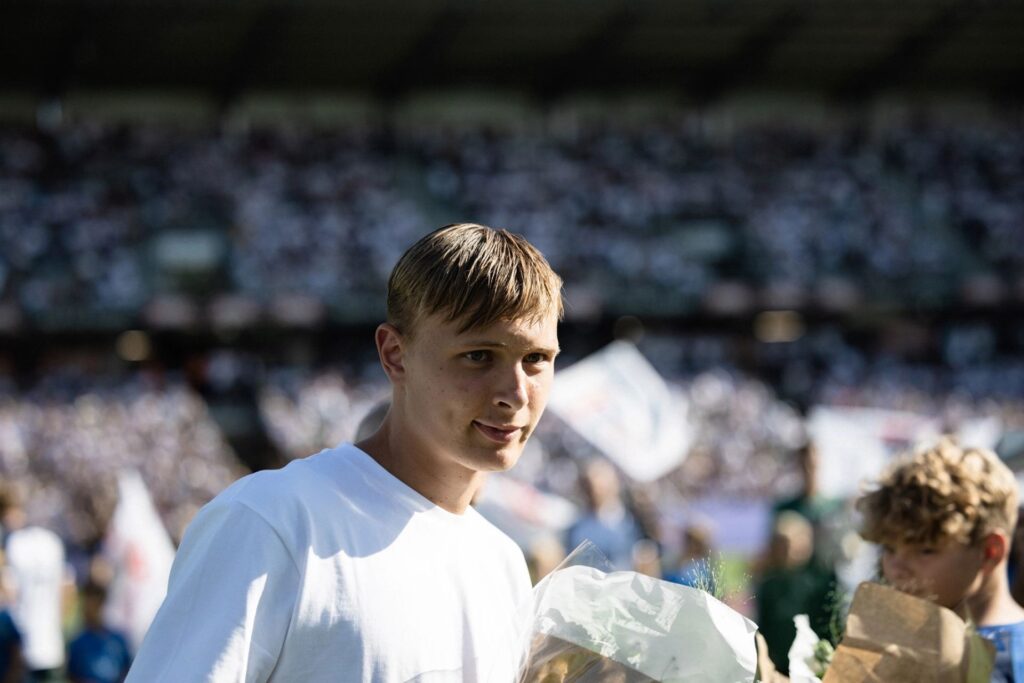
[857,436,1018,548]
[387,223,563,336]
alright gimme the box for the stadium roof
[1,0,1022,105]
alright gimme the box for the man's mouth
[473,421,522,444]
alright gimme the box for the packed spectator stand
[1,113,1023,325]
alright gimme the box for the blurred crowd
[414,118,1024,305]
[1,115,1022,316]
[0,375,244,557]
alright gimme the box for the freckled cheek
[527,377,553,412]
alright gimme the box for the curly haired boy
[857,436,1024,682]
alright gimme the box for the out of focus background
[0,0,1022,678]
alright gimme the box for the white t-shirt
[127,443,533,683]
[5,526,67,670]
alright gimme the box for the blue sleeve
[116,632,133,677]
[0,612,19,644]
[66,635,86,678]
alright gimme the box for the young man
[856,436,1024,682]
[127,223,563,681]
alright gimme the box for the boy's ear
[376,323,406,382]
[981,531,1009,570]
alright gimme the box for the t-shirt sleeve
[125,499,300,683]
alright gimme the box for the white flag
[102,470,176,651]
[807,406,941,498]
[547,341,692,482]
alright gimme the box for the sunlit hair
[857,436,1018,548]
[386,223,563,336]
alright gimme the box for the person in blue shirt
[566,458,644,570]
[66,582,131,683]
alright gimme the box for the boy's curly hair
[857,436,1018,548]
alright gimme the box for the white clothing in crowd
[5,526,67,672]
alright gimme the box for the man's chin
[468,443,524,473]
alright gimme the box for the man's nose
[494,364,528,410]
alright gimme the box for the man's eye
[524,353,547,364]
[465,350,490,362]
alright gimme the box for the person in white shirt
[1,488,72,683]
[127,223,563,682]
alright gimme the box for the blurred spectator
[66,581,132,683]
[631,538,663,579]
[566,459,644,570]
[664,522,716,594]
[772,441,843,567]
[1,487,71,682]
[525,534,566,586]
[754,511,838,676]
[0,551,23,683]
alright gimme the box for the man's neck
[356,420,481,515]
[967,566,1024,627]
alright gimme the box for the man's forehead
[443,312,559,348]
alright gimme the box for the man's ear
[982,531,1009,570]
[376,323,406,382]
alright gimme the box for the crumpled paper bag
[519,564,758,682]
[821,582,994,683]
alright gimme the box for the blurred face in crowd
[770,512,814,569]
[582,460,621,511]
[880,539,985,610]
[381,310,559,477]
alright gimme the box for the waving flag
[103,470,176,651]
[547,341,692,482]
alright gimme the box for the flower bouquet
[515,542,759,682]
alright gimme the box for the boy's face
[394,310,559,476]
[880,539,985,610]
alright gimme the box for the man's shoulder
[215,443,357,509]
[185,444,349,542]
[463,507,530,573]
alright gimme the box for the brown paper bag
[821,583,994,683]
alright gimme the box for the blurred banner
[809,407,1006,498]
[103,470,176,651]
[548,341,692,482]
[808,407,939,498]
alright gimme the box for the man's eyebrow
[460,339,561,354]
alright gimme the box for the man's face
[880,539,985,610]
[395,311,559,476]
